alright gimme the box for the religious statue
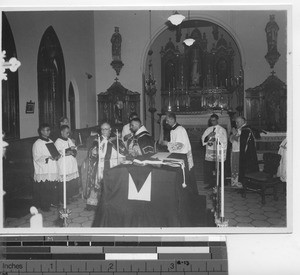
[111,27,122,61]
[110,27,124,75]
[114,98,123,124]
[265,15,280,69]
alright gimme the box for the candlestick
[78,133,82,145]
[225,78,228,88]
[116,129,119,164]
[216,138,219,188]
[63,149,66,210]
[220,140,224,219]
[168,90,172,111]
[98,135,101,180]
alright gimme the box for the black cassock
[239,125,259,181]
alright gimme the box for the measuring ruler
[0,235,228,274]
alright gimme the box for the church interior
[1,9,287,229]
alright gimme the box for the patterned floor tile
[224,207,236,213]
[264,211,282,218]
[235,210,251,217]
[232,205,250,211]
[249,214,268,221]
[80,211,95,217]
[224,212,236,219]
[72,216,89,223]
[46,214,60,222]
[224,202,235,208]
[69,212,80,219]
[245,203,263,209]
[71,207,85,213]
[228,219,238,226]
[251,220,271,227]
[261,206,278,212]
[267,218,286,225]
[235,216,253,223]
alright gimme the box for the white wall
[94,10,287,138]
[5,11,96,138]
[4,10,286,138]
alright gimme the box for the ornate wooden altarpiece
[245,73,287,132]
[97,79,140,130]
[160,21,242,114]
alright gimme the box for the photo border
[0,2,293,236]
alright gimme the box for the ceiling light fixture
[168,11,185,26]
[183,11,195,46]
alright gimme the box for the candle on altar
[63,149,67,209]
[225,78,228,87]
[78,133,82,145]
[116,129,119,164]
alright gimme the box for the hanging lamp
[183,11,195,46]
[168,11,185,26]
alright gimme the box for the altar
[159,111,231,143]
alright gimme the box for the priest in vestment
[81,122,127,210]
[127,118,155,158]
[201,114,227,189]
[121,112,138,146]
[235,116,259,182]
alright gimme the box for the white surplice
[167,123,194,169]
[202,124,227,162]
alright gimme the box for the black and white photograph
[1,7,290,233]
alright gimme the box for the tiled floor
[197,181,286,227]
[4,146,287,228]
[4,180,286,228]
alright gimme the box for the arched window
[2,13,20,140]
[68,82,76,130]
[37,26,66,129]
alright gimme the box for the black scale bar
[0,237,228,274]
[0,260,228,273]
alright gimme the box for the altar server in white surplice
[277,138,287,182]
[161,112,194,170]
[55,125,79,202]
[201,113,227,189]
[32,123,60,212]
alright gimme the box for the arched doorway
[2,13,20,140]
[37,26,66,129]
[68,82,76,130]
[143,17,244,116]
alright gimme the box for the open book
[46,143,60,159]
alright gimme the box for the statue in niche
[111,27,122,61]
[114,98,123,124]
